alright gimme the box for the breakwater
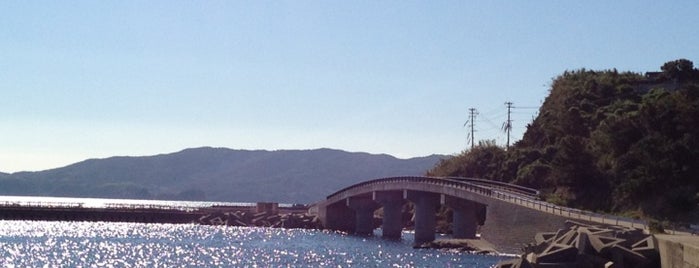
[197,207,321,229]
[496,220,659,268]
[0,199,311,227]
[0,204,202,223]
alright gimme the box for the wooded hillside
[428,59,699,222]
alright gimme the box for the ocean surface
[0,220,506,267]
[0,196,506,267]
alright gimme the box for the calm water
[0,220,505,267]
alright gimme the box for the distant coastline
[0,147,445,204]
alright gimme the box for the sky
[1,1,698,173]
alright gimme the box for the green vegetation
[428,59,699,223]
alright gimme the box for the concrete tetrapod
[496,221,659,268]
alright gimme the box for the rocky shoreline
[413,238,499,255]
[496,220,659,268]
[197,209,322,229]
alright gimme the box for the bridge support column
[318,201,356,232]
[444,196,483,239]
[374,191,405,239]
[407,191,440,245]
[347,196,379,235]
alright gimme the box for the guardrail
[326,176,494,200]
[325,176,648,230]
[651,222,698,236]
[491,190,647,230]
[447,177,540,199]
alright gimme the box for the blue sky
[1,1,698,172]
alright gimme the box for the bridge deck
[323,176,648,230]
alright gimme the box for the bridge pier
[444,196,483,239]
[347,195,379,235]
[407,191,440,245]
[374,191,405,239]
[316,176,563,253]
[321,201,356,232]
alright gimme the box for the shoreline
[414,238,500,255]
[0,202,310,225]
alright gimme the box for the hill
[0,147,445,204]
[428,59,699,222]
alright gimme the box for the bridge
[313,176,647,253]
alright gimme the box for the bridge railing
[662,222,698,235]
[326,176,494,200]
[326,176,648,230]
[446,177,540,199]
[491,190,648,230]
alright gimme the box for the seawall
[655,234,699,268]
[479,196,573,253]
[0,203,308,225]
[0,205,206,223]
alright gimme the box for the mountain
[0,147,445,204]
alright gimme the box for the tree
[432,60,699,221]
[661,59,695,80]
[427,140,506,180]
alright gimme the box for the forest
[428,59,699,224]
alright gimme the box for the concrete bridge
[314,176,647,253]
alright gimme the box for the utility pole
[466,108,478,149]
[503,102,513,149]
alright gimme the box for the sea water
[0,220,505,267]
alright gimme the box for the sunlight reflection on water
[0,220,504,267]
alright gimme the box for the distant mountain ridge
[0,147,446,203]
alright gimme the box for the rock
[587,233,624,255]
[631,236,660,259]
[609,244,652,267]
[266,215,280,222]
[551,229,578,246]
[537,243,577,263]
[535,232,557,244]
[495,258,532,268]
[198,214,214,224]
[196,208,322,230]
[496,221,659,268]
[576,252,612,268]
[209,216,226,225]
[412,238,497,254]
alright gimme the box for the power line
[482,105,505,115]
[479,114,501,131]
[462,102,538,149]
